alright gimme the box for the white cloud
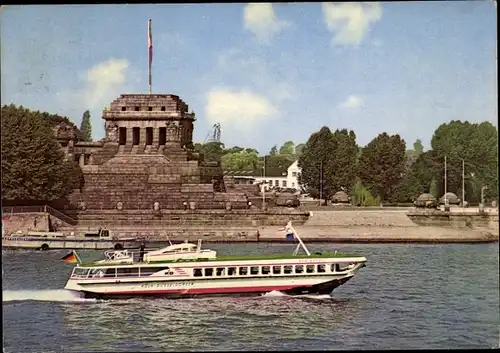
[322,2,382,46]
[339,95,364,109]
[205,88,278,131]
[243,3,290,43]
[79,58,130,110]
[55,58,133,139]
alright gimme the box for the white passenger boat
[64,222,367,299]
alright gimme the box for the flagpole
[462,159,465,208]
[148,19,153,95]
[444,155,447,206]
[73,250,82,264]
[262,155,266,209]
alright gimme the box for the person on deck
[139,243,146,262]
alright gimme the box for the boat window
[140,267,170,276]
[90,268,106,278]
[283,266,293,274]
[204,268,214,276]
[317,264,326,273]
[104,268,117,277]
[227,267,237,276]
[116,267,139,277]
[216,268,225,276]
[193,268,203,277]
[72,268,90,277]
[272,266,281,274]
[261,266,271,275]
[306,265,315,274]
[250,266,259,275]
[239,267,248,275]
[295,265,304,274]
[331,264,336,272]
[338,263,352,271]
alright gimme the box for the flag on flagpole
[148,19,153,94]
[62,250,78,264]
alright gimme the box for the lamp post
[262,156,266,210]
[480,186,488,213]
[481,186,488,204]
[462,159,465,208]
[319,160,323,206]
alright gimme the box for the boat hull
[68,273,357,300]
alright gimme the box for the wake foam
[263,290,289,297]
[262,290,332,300]
[2,289,96,303]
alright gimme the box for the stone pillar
[165,123,177,146]
[88,154,93,165]
[126,126,133,145]
[188,122,193,143]
[140,127,147,145]
[153,127,160,145]
[79,154,85,167]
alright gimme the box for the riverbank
[2,208,498,247]
[252,225,499,244]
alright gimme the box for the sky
[1,2,497,154]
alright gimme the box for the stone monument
[60,94,248,210]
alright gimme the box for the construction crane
[204,123,221,143]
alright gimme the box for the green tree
[221,150,260,170]
[294,143,305,159]
[430,120,498,202]
[350,179,380,206]
[1,104,83,202]
[194,142,226,163]
[399,150,443,201]
[244,148,259,155]
[79,110,92,142]
[279,141,295,155]
[413,139,424,156]
[298,126,336,201]
[327,129,358,193]
[429,179,438,198]
[225,146,244,154]
[269,145,278,156]
[357,133,407,201]
[263,154,295,169]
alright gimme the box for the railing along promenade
[2,205,77,226]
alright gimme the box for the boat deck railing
[103,248,159,263]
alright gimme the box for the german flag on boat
[62,250,81,264]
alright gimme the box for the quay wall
[2,213,50,235]
[407,210,499,229]
[3,208,498,244]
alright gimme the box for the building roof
[223,167,288,178]
[258,157,296,170]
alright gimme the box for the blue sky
[1,2,497,154]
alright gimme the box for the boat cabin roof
[163,243,198,251]
[78,252,366,268]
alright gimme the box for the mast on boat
[286,221,311,256]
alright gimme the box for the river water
[2,242,499,351]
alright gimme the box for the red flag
[148,19,152,91]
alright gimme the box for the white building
[286,160,301,190]
[224,160,302,192]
